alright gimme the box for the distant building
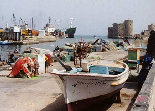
[148,24,155,31]
[108,20,133,38]
[141,24,155,38]
[10,26,21,41]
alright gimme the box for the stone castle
[108,20,133,38]
[141,24,155,38]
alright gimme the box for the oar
[55,57,72,71]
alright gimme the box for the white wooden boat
[50,60,129,111]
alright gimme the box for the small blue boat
[0,40,13,45]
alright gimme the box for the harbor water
[0,35,134,61]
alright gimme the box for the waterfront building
[10,26,21,41]
[0,28,4,40]
[108,20,133,38]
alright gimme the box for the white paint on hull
[51,60,129,104]
[65,76,124,103]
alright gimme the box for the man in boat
[14,49,19,53]
[8,57,36,78]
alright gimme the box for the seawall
[131,60,155,111]
[12,35,57,45]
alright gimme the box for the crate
[128,48,140,68]
[89,65,109,74]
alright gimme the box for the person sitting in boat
[7,57,36,78]
[14,49,19,53]
[23,47,32,53]
[2,60,7,65]
[124,39,130,45]
[55,46,60,51]
[135,36,138,40]
[8,54,15,63]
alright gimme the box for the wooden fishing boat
[50,60,129,111]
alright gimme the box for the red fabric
[45,54,51,65]
[9,57,34,78]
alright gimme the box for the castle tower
[113,23,118,37]
[108,27,113,37]
[118,23,124,38]
[148,24,155,31]
[124,20,133,37]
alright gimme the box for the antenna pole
[32,17,33,30]
[55,19,60,29]
[70,18,74,28]
[49,17,51,23]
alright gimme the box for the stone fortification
[141,24,155,38]
[108,20,133,38]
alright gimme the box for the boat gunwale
[50,62,129,78]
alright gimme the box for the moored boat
[50,60,129,111]
[65,27,76,38]
[0,40,13,45]
[65,18,76,38]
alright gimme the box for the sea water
[0,35,133,61]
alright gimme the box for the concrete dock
[11,35,57,45]
[0,50,144,111]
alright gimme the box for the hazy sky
[0,0,155,36]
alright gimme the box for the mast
[55,19,60,30]
[32,17,33,30]
[49,17,51,24]
[70,18,74,28]
[2,16,8,28]
[13,13,17,26]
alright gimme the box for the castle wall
[118,23,124,38]
[148,24,155,31]
[124,20,133,36]
[108,27,113,37]
[113,23,118,37]
[108,20,133,38]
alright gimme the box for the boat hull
[67,34,74,38]
[0,41,13,45]
[67,88,121,111]
[58,74,127,110]
[65,27,76,38]
[51,61,129,111]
